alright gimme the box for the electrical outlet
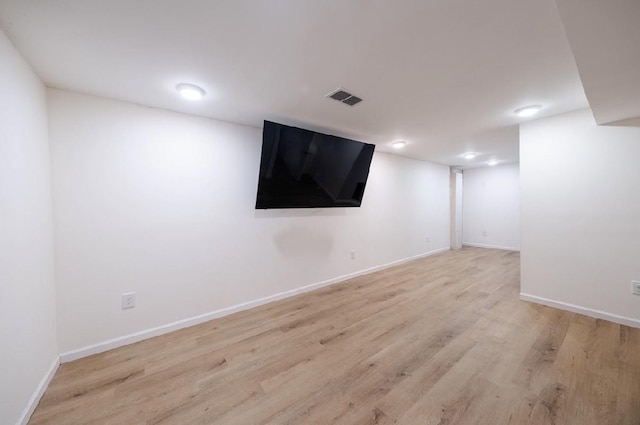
[350,250,356,260]
[632,281,640,296]
[122,292,136,309]
[482,230,487,237]
[426,236,430,243]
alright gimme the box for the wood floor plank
[28,247,640,425]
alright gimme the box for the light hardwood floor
[29,247,640,424]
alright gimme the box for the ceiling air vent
[326,88,363,107]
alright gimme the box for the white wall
[520,109,640,326]
[450,170,463,249]
[0,31,59,425]
[48,90,451,353]
[462,164,520,251]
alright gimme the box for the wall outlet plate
[122,292,136,309]
[632,281,640,296]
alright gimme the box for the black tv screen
[255,121,375,209]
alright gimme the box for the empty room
[2,1,639,424]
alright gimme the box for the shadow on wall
[254,210,342,258]
[254,208,347,219]
[273,225,334,257]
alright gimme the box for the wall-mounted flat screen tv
[255,121,375,209]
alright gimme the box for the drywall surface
[462,164,520,251]
[48,90,451,353]
[450,170,463,249]
[520,109,640,325]
[0,30,58,424]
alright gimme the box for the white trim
[60,247,450,363]
[462,242,520,252]
[17,356,60,425]
[520,293,640,329]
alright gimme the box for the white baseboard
[17,356,60,425]
[520,293,640,329]
[462,242,520,252]
[60,247,450,363]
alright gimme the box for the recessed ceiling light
[392,141,406,149]
[176,83,206,101]
[514,105,542,117]
[487,160,498,166]
[462,152,477,160]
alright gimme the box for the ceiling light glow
[487,160,498,166]
[514,105,542,117]
[392,141,406,149]
[463,152,477,160]
[176,83,206,101]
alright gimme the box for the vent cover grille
[329,90,351,101]
[342,95,362,106]
[326,88,363,107]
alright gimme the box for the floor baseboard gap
[520,292,640,328]
[17,356,60,425]
[60,247,450,363]
[462,242,520,251]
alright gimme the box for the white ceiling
[0,0,590,168]
[555,0,640,126]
